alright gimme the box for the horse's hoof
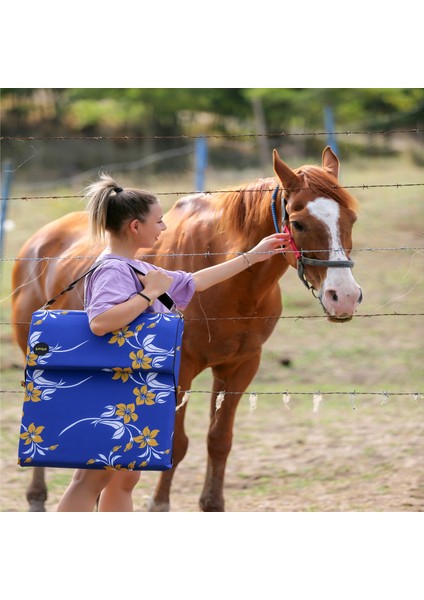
[146,496,170,512]
[28,501,46,512]
[199,496,225,512]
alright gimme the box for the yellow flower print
[134,426,160,448]
[20,422,44,445]
[26,346,38,367]
[112,368,132,382]
[108,326,135,347]
[24,382,42,403]
[115,403,138,424]
[129,350,152,370]
[133,385,156,406]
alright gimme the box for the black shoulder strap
[124,262,175,310]
[42,259,175,311]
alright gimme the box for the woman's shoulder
[96,254,139,269]
[95,254,161,277]
[89,255,138,281]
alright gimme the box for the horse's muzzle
[319,287,363,322]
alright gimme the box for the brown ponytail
[85,173,158,242]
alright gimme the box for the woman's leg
[97,470,141,512]
[56,469,114,512]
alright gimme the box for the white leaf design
[143,334,156,347]
[111,424,125,439]
[29,331,42,346]
[100,405,116,418]
[155,391,171,403]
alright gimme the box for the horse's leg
[26,468,48,512]
[12,282,50,512]
[146,364,197,512]
[199,353,261,512]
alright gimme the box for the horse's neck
[247,256,290,292]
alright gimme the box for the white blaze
[307,197,359,315]
[307,197,345,262]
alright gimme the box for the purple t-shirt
[84,254,195,323]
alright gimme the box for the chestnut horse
[12,147,362,511]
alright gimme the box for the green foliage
[1,88,423,136]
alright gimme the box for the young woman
[56,173,289,512]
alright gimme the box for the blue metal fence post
[194,136,208,192]
[1,160,13,259]
[324,106,339,155]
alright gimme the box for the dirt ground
[2,372,423,512]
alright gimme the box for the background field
[1,150,423,512]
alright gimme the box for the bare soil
[2,364,423,512]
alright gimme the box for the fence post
[194,136,208,192]
[324,106,339,155]
[0,160,13,259]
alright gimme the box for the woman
[57,173,289,511]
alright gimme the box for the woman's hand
[192,231,291,292]
[137,270,173,299]
[247,232,291,263]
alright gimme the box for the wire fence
[2,128,423,141]
[3,182,424,202]
[2,127,422,412]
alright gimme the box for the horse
[11,146,362,511]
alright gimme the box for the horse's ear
[322,146,340,179]
[273,149,301,192]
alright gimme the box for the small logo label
[33,342,49,356]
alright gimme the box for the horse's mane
[214,177,277,247]
[296,165,359,214]
[214,166,358,246]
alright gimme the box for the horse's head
[273,147,362,322]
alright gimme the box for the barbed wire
[3,181,424,202]
[1,388,422,398]
[1,389,422,396]
[2,313,423,328]
[1,246,423,262]
[1,128,423,142]
[1,387,423,417]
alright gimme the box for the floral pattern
[19,422,59,464]
[18,309,184,470]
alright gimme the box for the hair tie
[114,187,123,193]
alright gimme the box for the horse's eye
[290,221,303,232]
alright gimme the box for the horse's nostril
[325,290,339,304]
[358,289,363,304]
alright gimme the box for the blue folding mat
[18,309,184,471]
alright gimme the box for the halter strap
[271,185,302,259]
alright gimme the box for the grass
[1,152,423,512]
